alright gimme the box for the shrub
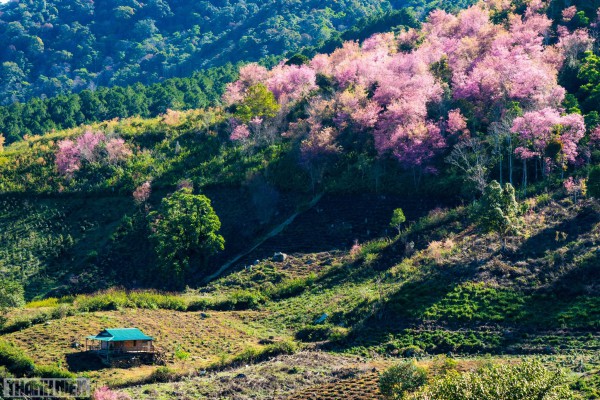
[0,340,36,376]
[295,324,333,342]
[50,304,76,320]
[231,340,297,365]
[75,291,128,312]
[25,298,59,308]
[379,361,428,399]
[186,298,215,311]
[75,290,187,312]
[412,359,577,400]
[214,290,266,310]
[268,275,315,300]
[34,365,76,379]
[127,291,187,311]
[148,366,178,383]
[174,346,190,361]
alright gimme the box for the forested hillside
[0,6,425,144]
[0,0,474,106]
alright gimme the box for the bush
[0,340,36,376]
[213,290,266,310]
[127,291,187,311]
[25,298,59,308]
[379,361,428,399]
[34,365,76,379]
[148,366,178,383]
[295,324,334,342]
[75,291,128,312]
[186,298,214,311]
[267,275,316,300]
[75,290,187,312]
[50,304,76,319]
[413,359,577,400]
[231,340,297,365]
[174,346,190,361]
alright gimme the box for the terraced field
[286,372,383,400]
[4,309,287,385]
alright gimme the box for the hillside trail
[203,193,323,283]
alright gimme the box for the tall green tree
[0,279,24,326]
[150,188,224,288]
[234,83,280,123]
[475,181,522,251]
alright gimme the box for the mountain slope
[0,0,474,105]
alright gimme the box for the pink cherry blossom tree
[300,127,341,191]
[56,131,133,176]
[512,108,585,188]
[106,138,133,164]
[56,139,81,176]
[133,181,152,204]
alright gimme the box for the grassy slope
[2,191,599,397]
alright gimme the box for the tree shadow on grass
[66,352,108,373]
[515,205,600,259]
[332,270,466,350]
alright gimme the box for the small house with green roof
[85,328,155,358]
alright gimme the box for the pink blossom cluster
[557,27,594,67]
[223,1,589,173]
[511,107,586,169]
[591,126,600,145]
[223,63,317,107]
[562,6,578,22]
[230,124,251,141]
[55,130,132,175]
[92,386,131,400]
[133,181,152,204]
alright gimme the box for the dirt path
[203,193,323,283]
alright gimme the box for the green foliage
[150,188,225,288]
[475,181,522,249]
[0,66,237,145]
[74,290,187,312]
[233,84,280,123]
[0,279,25,311]
[229,340,297,365]
[0,0,427,110]
[423,282,526,323]
[213,290,267,311]
[285,54,310,66]
[149,366,178,383]
[577,52,600,114]
[295,324,335,342]
[267,275,316,300]
[412,359,579,400]
[390,208,407,235]
[0,340,35,376]
[174,346,190,361]
[588,166,600,199]
[34,365,76,379]
[379,362,428,399]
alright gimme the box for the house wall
[113,340,152,351]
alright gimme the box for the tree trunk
[507,136,513,185]
[522,159,527,194]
